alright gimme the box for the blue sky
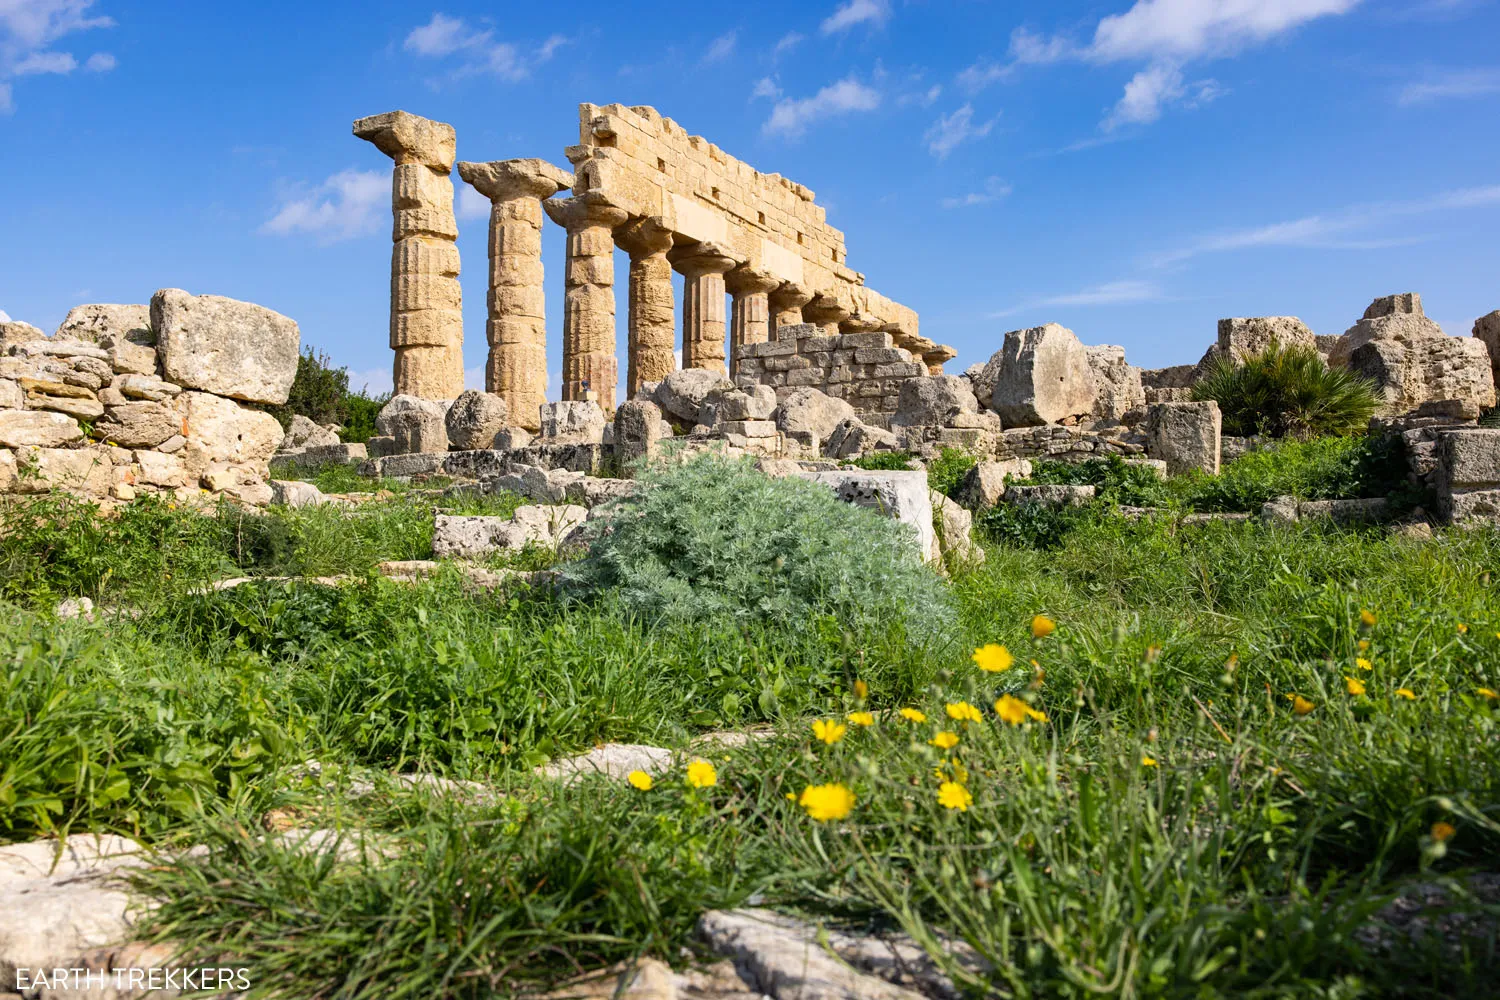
[2,0,1498,395]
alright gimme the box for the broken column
[725,267,779,377]
[353,110,464,400]
[671,242,736,374]
[769,283,814,340]
[615,216,677,397]
[543,194,629,410]
[456,158,573,431]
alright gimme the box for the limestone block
[539,401,606,444]
[1004,484,1095,507]
[799,469,937,562]
[352,110,456,171]
[12,338,109,361]
[0,320,46,353]
[719,385,776,421]
[890,374,978,427]
[445,390,510,450]
[1145,401,1221,476]
[1437,428,1500,489]
[284,414,341,450]
[1474,310,1500,383]
[54,304,150,345]
[1212,316,1316,362]
[94,401,178,448]
[654,368,736,423]
[1085,345,1146,421]
[953,459,1033,509]
[822,418,897,458]
[269,479,332,508]
[511,504,588,546]
[0,409,82,448]
[614,399,666,468]
[1365,293,1422,319]
[1442,488,1500,525]
[985,323,1096,427]
[14,446,113,496]
[134,449,188,488]
[0,379,20,409]
[376,394,449,455]
[117,374,181,401]
[1347,334,1495,418]
[111,332,162,376]
[932,491,984,566]
[174,390,286,479]
[775,387,855,446]
[151,288,300,404]
[25,391,102,421]
[723,419,778,438]
[494,427,533,450]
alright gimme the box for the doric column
[615,217,677,397]
[725,267,779,377]
[543,195,630,410]
[768,282,814,339]
[670,243,736,374]
[353,110,464,400]
[456,158,573,430]
[803,292,852,337]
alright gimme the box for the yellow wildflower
[1141,756,1158,767]
[1357,639,1370,652]
[1290,694,1316,716]
[899,708,928,723]
[1479,687,1499,702]
[853,679,868,700]
[1395,688,1416,700]
[937,781,973,812]
[972,644,1014,673]
[1031,615,1056,639]
[994,694,1047,726]
[1345,676,1366,696]
[685,759,717,788]
[1431,821,1456,842]
[626,770,653,791]
[846,711,875,727]
[929,731,960,750]
[799,783,856,822]
[1458,623,1469,634]
[1355,657,1373,671]
[946,701,982,724]
[812,719,848,745]
[1360,609,1376,628]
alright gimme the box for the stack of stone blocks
[735,324,929,416]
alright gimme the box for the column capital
[353,110,456,170]
[804,291,853,326]
[457,158,574,203]
[614,216,675,258]
[768,281,815,310]
[669,241,737,278]
[543,193,630,232]
[724,266,782,297]
[839,312,886,333]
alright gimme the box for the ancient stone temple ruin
[353,104,955,425]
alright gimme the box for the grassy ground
[2,445,1497,997]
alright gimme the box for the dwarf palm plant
[1192,341,1377,438]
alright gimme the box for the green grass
[2,460,1498,997]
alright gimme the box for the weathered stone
[1145,401,1221,476]
[376,394,449,455]
[25,390,103,420]
[445,390,510,450]
[985,323,1096,427]
[1122,457,1169,478]
[718,384,777,421]
[1474,310,1500,386]
[94,401,178,448]
[564,476,639,509]
[0,448,14,493]
[0,378,21,409]
[539,400,605,444]
[116,374,181,401]
[432,515,525,558]
[822,418,896,459]
[1259,494,1301,525]
[1209,316,1316,365]
[1346,332,1495,419]
[1004,483,1095,506]
[0,320,46,354]
[12,337,109,361]
[150,288,300,404]
[134,450,188,488]
[537,744,674,783]
[1365,292,1422,319]
[775,387,856,447]
[800,469,937,561]
[1086,345,1146,422]
[270,480,331,508]
[1438,428,1500,489]
[175,390,286,479]
[1442,488,1500,525]
[1298,497,1390,524]
[284,414,341,450]
[54,304,151,345]
[512,504,588,546]
[698,910,928,1000]
[932,491,984,566]
[0,409,83,448]
[655,367,736,424]
[13,446,113,496]
[889,374,978,427]
[492,427,533,450]
[954,459,1034,509]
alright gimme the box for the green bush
[926,446,980,498]
[1193,341,1377,438]
[565,453,953,646]
[266,348,389,444]
[1027,455,1173,507]
[845,451,915,471]
[1174,434,1413,512]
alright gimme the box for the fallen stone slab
[953,459,1033,509]
[542,958,681,1000]
[799,470,937,563]
[1002,484,1095,507]
[536,744,675,784]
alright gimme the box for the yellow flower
[1345,676,1366,696]
[994,694,1047,726]
[1458,623,1469,634]
[1357,639,1370,652]
[685,759,717,788]
[853,679,868,700]
[1290,694,1316,716]
[812,719,848,745]
[799,783,856,822]
[1479,687,1499,702]
[899,708,928,723]
[1395,688,1416,700]
[937,781,973,811]
[1141,755,1158,767]
[1360,609,1376,628]
[971,644,1014,673]
[946,701,982,724]
[626,770,653,791]
[929,731,960,750]
[1031,615,1056,639]
[846,711,875,727]
[1431,821,1456,842]
[1355,657,1372,671]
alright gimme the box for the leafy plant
[266,348,389,444]
[927,446,980,499]
[846,450,915,471]
[1192,341,1378,438]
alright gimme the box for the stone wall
[734,325,928,415]
[0,291,297,506]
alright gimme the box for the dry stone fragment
[0,410,83,448]
[800,469,937,562]
[175,390,286,480]
[0,449,14,493]
[54,304,151,345]
[151,288,299,405]
[822,418,896,459]
[932,491,984,566]
[985,323,1096,427]
[376,394,449,455]
[13,338,109,361]
[655,368,736,424]
[0,320,47,354]
[1209,317,1316,365]
[117,374,181,401]
[1145,400,1221,476]
[537,744,674,784]
[445,390,510,450]
[94,401,178,448]
[775,387,855,446]
[134,450,188,488]
[890,374,978,427]
[14,446,113,496]
[1085,345,1146,422]
[539,400,605,444]
[954,459,1033,509]
[0,379,21,409]
[270,480,331,508]
[284,414,341,450]
[25,390,102,420]
[1004,483,1095,506]
[614,399,666,468]
[1474,310,1500,384]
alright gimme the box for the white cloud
[1105,62,1184,128]
[12,50,76,74]
[897,83,942,108]
[763,75,880,137]
[0,0,115,112]
[464,365,485,391]
[940,176,1013,209]
[1153,183,1500,266]
[0,308,11,323]
[821,0,891,34]
[1398,68,1500,106]
[924,103,997,158]
[774,32,805,56]
[702,31,736,64]
[992,280,1164,317]
[0,82,10,113]
[83,51,113,71]
[347,367,393,398]
[457,185,490,222]
[1088,0,1362,62]
[260,169,388,244]
[402,13,564,82]
[751,76,781,101]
